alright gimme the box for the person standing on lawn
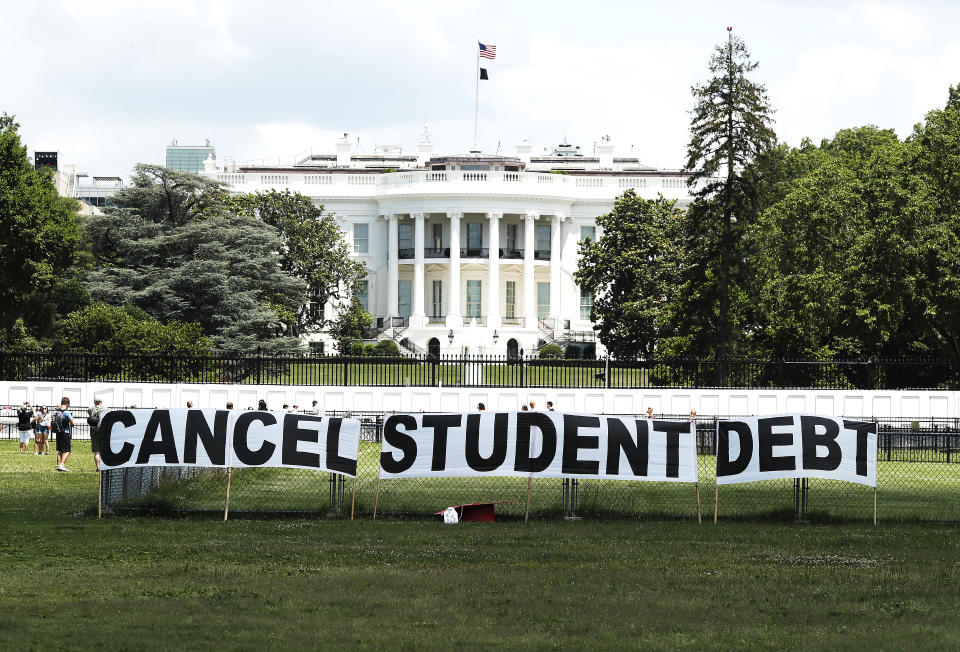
[87,399,105,471]
[38,407,51,455]
[17,402,33,454]
[54,397,75,472]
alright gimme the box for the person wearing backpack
[53,397,75,472]
[16,402,34,455]
[87,399,105,471]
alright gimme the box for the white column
[447,212,462,327]
[387,214,399,317]
[487,212,502,329]
[550,215,563,324]
[411,212,427,327]
[523,211,538,329]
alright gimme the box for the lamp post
[492,329,499,344]
[447,329,455,345]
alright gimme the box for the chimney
[336,133,352,167]
[597,134,614,169]
[516,139,532,165]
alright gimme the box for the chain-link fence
[98,414,960,522]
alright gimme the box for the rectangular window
[536,224,551,253]
[506,224,518,250]
[353,280,369,311]
[398,280,411,317]
[398,223,413,250]
[580,226,596,242]
[467,223,482,250]
[353,223,369,254]
[505,281,516,319]
[431,280,442,317]
[537,282,550,319]
[580,288,594,320]
[432,223,443,250]
[466,280,482,317]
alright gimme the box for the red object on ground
[435,501,516,522]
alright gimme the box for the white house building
[201,133,694,357]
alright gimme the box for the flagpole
[473,41,480,151]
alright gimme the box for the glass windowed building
[165,141,216,173]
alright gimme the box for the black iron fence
[98,414,960,523]
[1,351,955,389]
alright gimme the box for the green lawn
[1,440,959,649]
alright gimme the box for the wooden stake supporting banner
[873,487,877,526]
[224,468,233,521]
[97,470,102,520]
[372,476,381,520]
[713,485,719,524]
[695,482,702,525]
[350,475,357,521]
[524,476,533,523]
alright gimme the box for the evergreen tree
[679,29,776,357]
[85,165,306,354]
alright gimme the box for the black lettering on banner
[465,413,508,472]
[423,414,462,471]
[562,414,600,475]
[758,416,796,472]
[381,415,418,474]
[281,413,320,469]
[514,411,557,473]
[605,418,648,476]
[801,415,841,471]
[653,420,688,478]
[233,411,277,466]
[844,420,876,477]
[183,410,227,465]
[135,410,179,464]
[100,410,136,466]
[716,421,753,477]
[325,417,357,475]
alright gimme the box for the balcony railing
[534,248,551,260]
[424,247,450,258]
[500,247,524,259]
[398,247,414,259]
[461,247,489,258]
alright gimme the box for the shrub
[539,344,563,359]
[374,339,402,357]
[564,344,581,359]
[363,343,376,357]
[348,341,364,356]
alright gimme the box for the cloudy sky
[5,0,959,176]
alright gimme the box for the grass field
[3,441,960,649]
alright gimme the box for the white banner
[379,412,698,482]
[715,414,877,487]
[99,409,361,476]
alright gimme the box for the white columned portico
[387,214,399,316]
[523,211,538,329]
[447,211,462,328]
[487,211,502,329]
[411,212,427,327]
[550,214,564,324]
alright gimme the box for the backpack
[87,407,102,427]
[51,409,67,434]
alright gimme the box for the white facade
[202,136,695,356]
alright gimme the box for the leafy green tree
[85,165,306,354]
[751,127,928,359]
[575,191,685,358]
[327,297,372,354]
[227,190,366,336]
[910,85,960,364]
[680,30,776,356]
[0,114,88,346]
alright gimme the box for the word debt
[379,412,699,482]
[716,414,877,487]
[99,409,361,476]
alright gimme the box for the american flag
[479,42,496,59]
